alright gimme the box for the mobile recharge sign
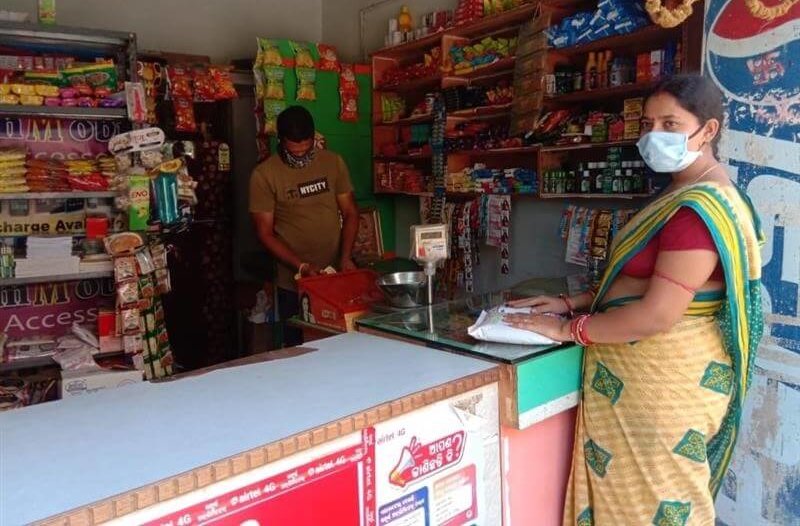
[0,279,115,339]
[109,384,500,526]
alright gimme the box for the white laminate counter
[0,333,496,525]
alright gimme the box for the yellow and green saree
[563,182,764,526]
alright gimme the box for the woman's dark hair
[650,74,725,154]
[277,105,315,142]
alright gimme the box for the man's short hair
[277,106,315,142]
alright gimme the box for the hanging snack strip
[254,39,287,137]
[290,41,317,101]
[167,66,197,133]
[429,94,447,223]
[339,63,359,122]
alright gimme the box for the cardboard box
[60,368,142,398]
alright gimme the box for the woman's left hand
[504,313,571,342]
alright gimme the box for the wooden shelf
[376,74,442,93]
[372,3,539,59]
[540,140,638,152]
[447,145,540,156]
[544,81,659,105]
[540,193,653,199]
[448,103,512,119]
[371,31,446,60]
[375,190,434,197]
[444,56,516,82]
[549,25,679,58]
[375,114,434,126]
[448,3,539,39]
[374,153,432,162]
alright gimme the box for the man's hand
[339,257,357,271]
[299,263,321,277]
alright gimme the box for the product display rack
[0,22,138,376]
[371,2,704,201]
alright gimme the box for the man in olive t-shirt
[249,106,359,346]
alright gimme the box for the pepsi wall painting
[705,0,800,524]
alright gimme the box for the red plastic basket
[296,270,384,332]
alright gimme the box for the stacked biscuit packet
[0,148,29,193]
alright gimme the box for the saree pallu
[563,183,764,526]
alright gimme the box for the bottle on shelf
[594,162,605,192]
[566,170,577,193]
[586,52,598,91]
[581,169,592,193]
[612,169,623,193]
[675,41,682,74]
[623,168,634,193]
[603,51,613,89]
[602,164,614,194]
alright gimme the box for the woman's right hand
[506,295,569,314]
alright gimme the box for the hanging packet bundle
[209,66,238,100]
[317,44,340,71]
[338,64,359,122]
[257,38,284,67]
[166,65,193,99]
[290,41,317,101]
[263,66,286,100]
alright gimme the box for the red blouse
[620,207,724,282]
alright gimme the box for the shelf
[0,271,113,287]
[0,105,128,120]
[544,81,659,105]
[0,21,133,49]
[375,191,434,198]
[449,3,539,39]
[0,350,125,373]
[447,145,540,156]
[444,56,516,82]
[0,191,117,200]
[371,3,538,59]
[446,191,537,198]
[540,140,638,152]
[375,114,434,126]
[374,154,432,162]
[549,25,679,58]
[540,193,653,199]
[448,103,512,119]
[376,75,442,93]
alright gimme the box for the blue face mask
[636,126,705,173]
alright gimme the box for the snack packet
[290,41,316,68]
[173,98,197,132]
[84,61,118,91]
[264,66,286,100]
[317,44,340,71]
[192,66,216,102]
[339,64,359,122]
[257,38,284,67]
[128,175,150,231]
[296,68,317,101]
[263,99,286,134]
[209,66,237,100]
[166,66,193,99]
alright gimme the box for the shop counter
[0,333,502,526]
[358,278,585,526]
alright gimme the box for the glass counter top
[358,276,586,364]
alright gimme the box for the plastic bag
[467,307,560,345]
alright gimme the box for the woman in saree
[506,74,764,525]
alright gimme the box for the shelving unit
[0,21,138,378]
[371,2,704,200]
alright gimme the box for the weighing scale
[410,224,449,333]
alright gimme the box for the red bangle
[571,314,594,346]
